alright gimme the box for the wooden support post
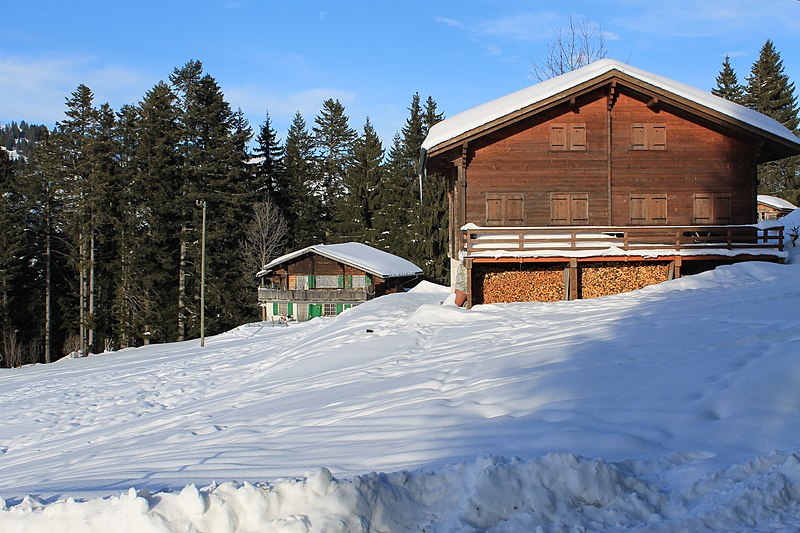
[667,261,675,280]
[675,257,682,278]
[466,258,474,309]
[569,259,579,300]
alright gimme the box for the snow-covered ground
[3,219,800,531]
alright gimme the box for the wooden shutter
[550,124,567,150]
[570,195,589,224]
[693,194,712,224]
[648,195,668,224]
[506,196,525,225]
[486,195,504,225]
[550,194,570,225]
[631,124,647,150]
[695,193,731,224]
[713,194,731,224]
[651,124,667,150]
[569,124,587,151]
[630,195,647,223]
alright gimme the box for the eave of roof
[421,59,800,160]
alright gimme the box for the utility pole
[198,200,206,347]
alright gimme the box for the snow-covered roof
[422,58,800,154]
[757,194,798,211]
[259,242,423,278]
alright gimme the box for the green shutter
[344,304,351,310]
[309,303,322,318]
[273,303,278,315]
[338,274,344,288]
[336,303,344,314]
[287,302,293,317]
[346,275,353,288]
[308,275,316,289]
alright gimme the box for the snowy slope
[2,236,800,531]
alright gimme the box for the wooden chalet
[257,242,422,322]
[420,59,800,307]
[757,194,797,221]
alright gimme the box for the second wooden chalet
[757,194,797,221]
[420,59,800,307]
[257,242,422,322]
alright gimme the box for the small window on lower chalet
[693,193,731,224]
[486,193,525,226]
[322,303,338,316]
[550,194,589,225]
[550,123,587,151]
[630,194,668,225]
[631,123,667,150]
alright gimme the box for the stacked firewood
[482,268,565,303]
[580,262,669,299]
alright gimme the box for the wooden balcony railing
[462,225,784,255]
[258,287,372,302]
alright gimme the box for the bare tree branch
[531,14,607,81]
[240,199,288,283]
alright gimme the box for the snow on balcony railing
[461,225,784,257]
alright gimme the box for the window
[486,193,525,226]
[631,123,667,150]
[550,194,589,225]
[630,194,668,224]
[315,275,340,288]
[693,193,731,224]
[322,303,338,316]
[550,123,587,151]
[350,275,367,288]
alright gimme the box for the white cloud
[476,12,559,41]
[0,55,152,125]
[435,17,463,28]
[224,85,358,131]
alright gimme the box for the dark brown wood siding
[610,91,755,226]
[465,95,610,227]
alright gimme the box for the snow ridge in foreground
[3,452,800,532]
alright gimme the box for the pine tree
[312,99,356,236]
[415,96,449,283]
[0,150,28,361]
[170,61,255,335]
[284,111,323,247]
[252,111,289,209]
[117,82,184,345]
[21,131,71,363]
[56,84,102,353]
[744,40,800,198]
[336,118,384,243]
[712,56,745,103]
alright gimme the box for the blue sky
[3,0,799,145]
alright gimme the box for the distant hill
[1,121,49,160]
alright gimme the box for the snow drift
[2,215,800,531]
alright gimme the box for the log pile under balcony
[580,261,670,299]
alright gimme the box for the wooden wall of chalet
[611,90,755,226]
[458,86,758,231]
[465,95,610,226]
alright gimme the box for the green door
[309,303,322,318]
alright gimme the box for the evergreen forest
[0,60,448,366]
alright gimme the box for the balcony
[462,225,785,258]
[258,287,372,303]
